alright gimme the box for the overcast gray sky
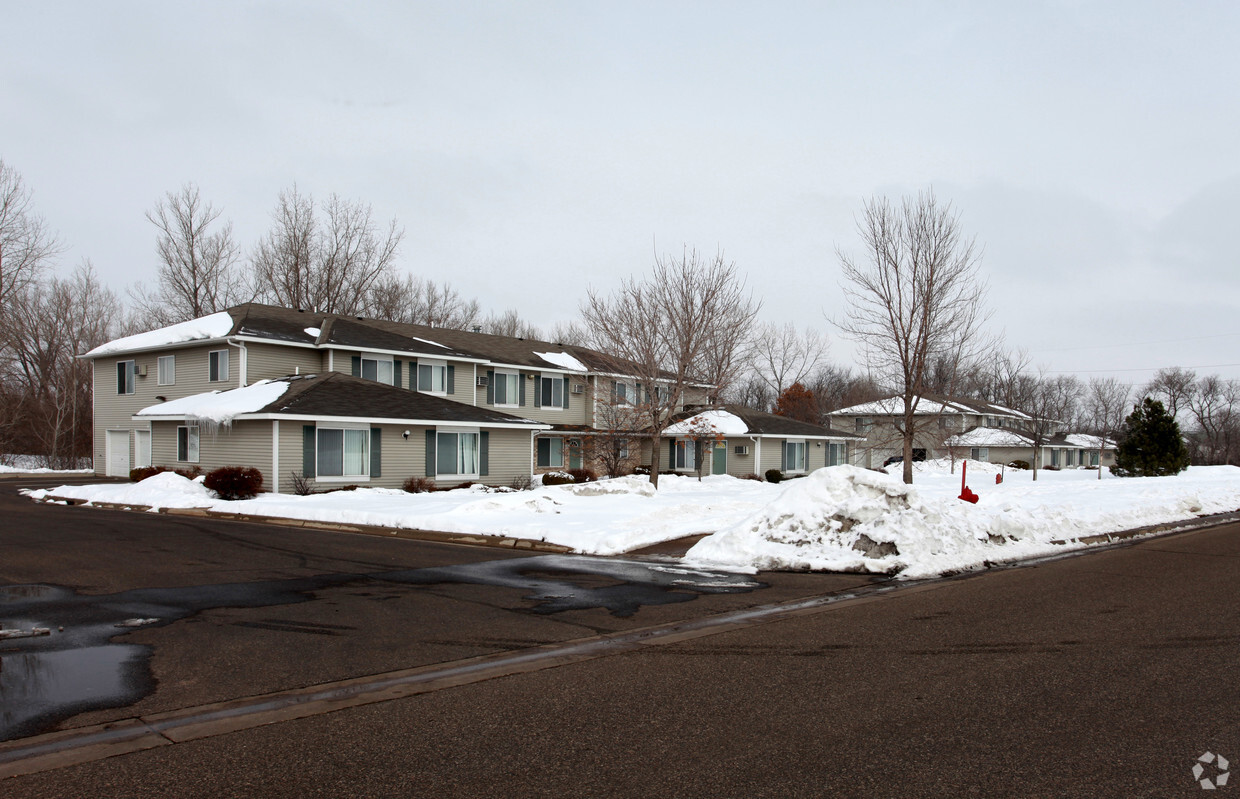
[3,1,1238,381]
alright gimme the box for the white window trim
[117,360,136,395]
[536,435,564,469]
[785,439,808,473]
[157,355,175,386]
[674,438,696,471]
[315,421,371,483]
[360,355,395,386]
[436,427,480,479]
[493,368,520,408]
[177,424,200,463]
[208,349,230,383]
[539,373,565,410]
[417,359,448,395]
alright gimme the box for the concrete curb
[31,495,573,554]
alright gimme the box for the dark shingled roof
[670,405,863,439]
[223,303,645,375]
[254,373,547,426]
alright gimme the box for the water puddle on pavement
[0,557,763,741]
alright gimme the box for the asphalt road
[2,475,1239,797]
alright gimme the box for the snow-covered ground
[0,455,93,474]
[22,461,1240,579]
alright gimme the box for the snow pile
[686,464,1240,578]
[534,351,587,372]
[664,410,750,437]
[135,380,290,426]
[84,312,235,357]
[945,427,1029,447]
[26,471,217,510]
[412,336,448,349]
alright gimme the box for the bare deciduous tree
[1022,372,1082,481]
[1143,366,1197,421]
[366,273,482,329]
[250,185,403,315]
[1188,375,1240,465]
[482,309,542,339]
[582,247,759,488]
[547,320,591,347]
[132,183,243,325]
[750,322,828,401]
[835,190,993,483]
[0,159,62,316]
[1085,377,1131,479]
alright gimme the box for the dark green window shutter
[669,439,676,469]
[519,374,526,406]
[394,360,402,388]
[563,376,570,409]
[479,431,489,476]
[351,355,361,377]
[425,430,436,476]
[370,428,381,478]
[695,440,703,469]
[781,442,789,471]
[611,380,618,400]
[534,376,542,408]
[446,364,455,395]
[636,382,643,404]
[302,425,316,478]
[486,370,494,404]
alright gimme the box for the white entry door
[106,430,131,477]
[135,429,152,469]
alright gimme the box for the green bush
[764,469,784,483]
[203,466,264,500]
[740,473,762,481]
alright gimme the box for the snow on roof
[831,395,1030,419]
[945,427,1030,447]
[1062,433,1115,449]
[136,380,290,426]
[535,350,587,372]
[304,327,321,337]
[85,311,235,357]
[412,336,448,349]
[664,410,750,437]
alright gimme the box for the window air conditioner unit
[734,445,750,456]
[136,364,148,377]
[476,375,489,387]
[572,383,584,394]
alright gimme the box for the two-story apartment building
[86,303,717,491]
[829,393,1115,470]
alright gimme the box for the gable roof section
[136,373,549,428]
[89,303,651,378]
[830,393,1031,420]
[666,405,863,440]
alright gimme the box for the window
[157,355,175,386]
[614,382,630,404]
[1087,450,1100,467]
[418,360,447,393]
[317,428,369,478]
[970,447,989,461]
[117,361,135,394]
[855,417,873,434]
[437,431,479,476]
[493,370,519,406]
[361,356,394,385]
[540,375,564,408]
[1050,449,1060,467]
[827,442,847,466]
[784,440,807,472]
[177,425,200,463]
[537,437,563,469]
[675,439,696,470]
[209,350,229,382]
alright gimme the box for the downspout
[531,429,539,478]
[751,436,761,476]
[226,338,248,387]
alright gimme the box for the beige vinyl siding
[149,419,273,487]
[758,439,784,475]
[475,428,533,487]
[478,370,588,426]
[723,439,757,477]
[91,348,236,475]
[245,342,322,382]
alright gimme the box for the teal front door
[712,441,727,475]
